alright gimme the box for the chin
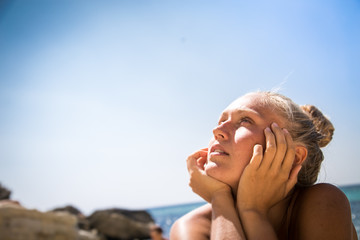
[205,162,228,183]
[205,162,239,191]
[205,161,218,175]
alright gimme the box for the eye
[218,118,227,125]
[237,117,253,126]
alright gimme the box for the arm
[186,149,246,239]
[211,189,246,239]
[170,203,212,240]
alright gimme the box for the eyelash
[217,117,253,126]
[238,117,252,125]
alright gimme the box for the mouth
[210,145,229,156]
[213,149,229,154]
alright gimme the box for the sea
[147,184,360,239]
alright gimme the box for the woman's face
[205,93,285,191]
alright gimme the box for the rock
[0,183,11,200]
[52,205,83,215]
[78,229,104,240]
[88,208,155,240]
[0,200,22,208]
[0,204,78,240]
[51,205,91,230]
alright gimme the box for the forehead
[223,94,285,125]
[226,94,262,111]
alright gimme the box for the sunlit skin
[170,92,358,240]
[205,93,287,193]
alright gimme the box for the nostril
[213,125,227,140]
[214,132,225,140]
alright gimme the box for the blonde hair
[251,91,335,186]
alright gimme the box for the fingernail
[272,122,279,128]
[283,128,289,134]
[265,127,271,132]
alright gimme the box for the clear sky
[0,0,359,215]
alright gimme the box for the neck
[268,188,295,235]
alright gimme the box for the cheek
[233,129,265,160]
[233,132,254,155]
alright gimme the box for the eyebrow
[219,108,264,121]
[235,108,262,116]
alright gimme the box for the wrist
[237,198,270,218]
[238,209,278,240]
[238,208,268,221]
[211,187,233,204]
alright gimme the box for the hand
[187,148,231,203]
[236,123,302,216]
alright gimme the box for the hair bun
[300,105,335,147]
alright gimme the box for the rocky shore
[0,184,156,240]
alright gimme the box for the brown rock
[0,183,11,200]
[78,229,104,240]
[88,208,155,240]
[0,205,77,240]
[0,200,22,209]
[51,205,90,230]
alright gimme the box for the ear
[294,145,307,166]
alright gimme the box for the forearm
[239,210,278,240]
[211,191,246,240]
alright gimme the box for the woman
[170,91,357,239]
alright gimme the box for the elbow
[170,218,185,240]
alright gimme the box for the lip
[209,143,229,156]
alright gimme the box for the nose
[213,121,230,141]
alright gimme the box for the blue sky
[0,0,359,214]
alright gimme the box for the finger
[197,156,207,170]
[281,128,296,171]
[186,149,208,171]
[269,122,287,170]
[261,126,276,169]
[249,144,263,169]
[187,151,207,172]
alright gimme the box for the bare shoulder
[298,183,350,207]
[170,203,212,240]
[293,183,357,240]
